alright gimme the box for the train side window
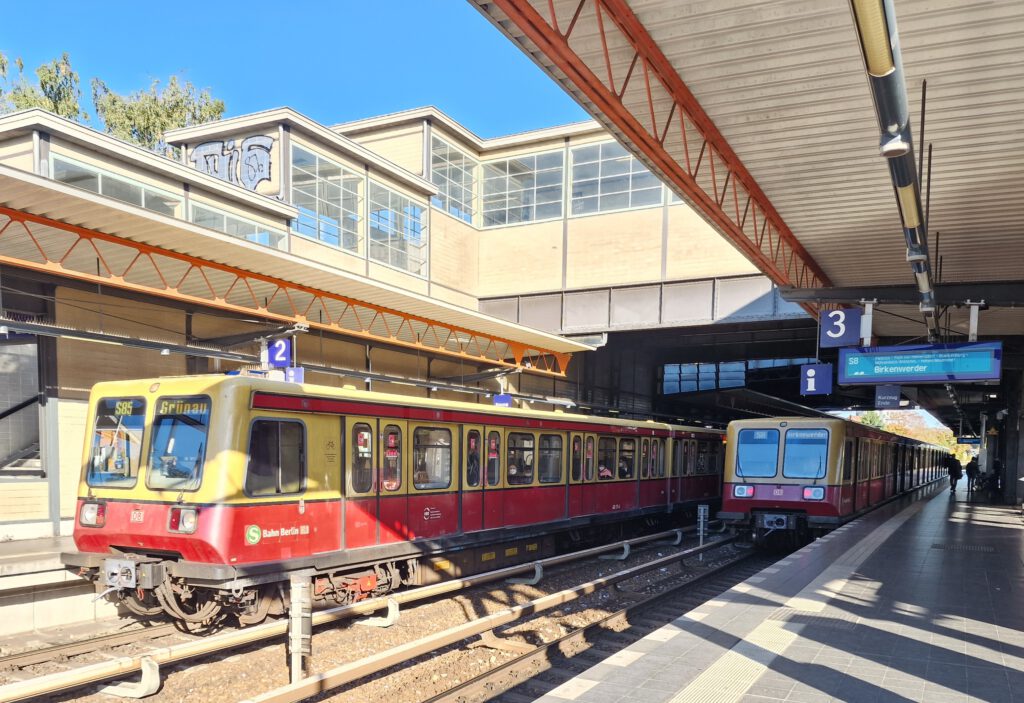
[413,427,452,490]
[539,434,563,483]
[843,440,853,482]
[246,420,305,496]
[382,425,402,492]
[351,423,374,493]
[618,438,635,479]
[486,432,501,486]
[597,437,616,480]
[585,436,595,481]
[652,439,664,477]
[640,439,650,479]
[88,397,146,488]
[466,430,481,488]
[671,439,681,477]
[507,432,535,485]
[570,435,583,482]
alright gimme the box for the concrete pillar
[1005,370,1024,506]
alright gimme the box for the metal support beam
[288,574,312,684]
[781,283,1020,307]
[860,299,875,347]
[967,301,983,342]
[477,0,832,312]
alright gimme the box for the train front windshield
[88,398,146,487]
[736,429,779,478]
[782,429,829,479]
[146,396,211,491]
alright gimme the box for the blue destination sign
[838,342,1002,385]
[957,437,981,446]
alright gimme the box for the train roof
[89,373,723,436]
[727,416,950,451]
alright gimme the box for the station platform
[540,485,1024,703]
[0,535,116,637]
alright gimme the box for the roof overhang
[0,165,591,368]
[164,107,436,196]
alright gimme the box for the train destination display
[838,342,1002,385]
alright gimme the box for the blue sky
[0,1,589,137]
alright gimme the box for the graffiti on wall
[190,135,274,191]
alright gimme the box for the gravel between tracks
[2,538,747,702]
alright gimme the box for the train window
[486,432,501,486]
[351,423,374,493]
[382,425,402,492]
[413,428,452,490]
[506,432,535,485]
[245,420,305,496]
[88,397,146,488]
[466,430,481,488]
[671,439,681,477]
[735,429,779,478]
[539,435,563,483]
[585,436,595,481]
[640,439,650,478]
[782,429,828,479]
[618,438,635,479]
[146,396,211,492]
[597,437,616,480]
[652,439,664,478]
[570,435,583,482]
[843,440,853,482]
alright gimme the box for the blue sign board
[819,308,862,348]
[267,338,292,368]
[800,363,832,396]
[875,384,901,409]
[957,437,981,446]
[838,342,1002,385]
[493,393,513,407]
[285,366,305,384]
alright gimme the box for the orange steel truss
[0,206,570,376]
[488,0,834,304]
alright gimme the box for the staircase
[0,443,43,477]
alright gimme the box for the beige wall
[0,481,48,522]
[429,210,479,298]
[666,204,758,279]
[0,134,34,172]
[290,236,366,276]
[477,219,564,297]
[58,399,88,517]
[350,123,425,176]
[567,207,663,289]
[55,288,187,399]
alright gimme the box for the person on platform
[946,454,963,493]
[965,456,979,492]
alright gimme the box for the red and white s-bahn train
[63,374,723,624]
[718,417,948,543]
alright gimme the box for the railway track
[239,537,757,703]
[0,527,714,702]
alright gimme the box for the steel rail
[0,526,707,702]
[426,552,763,703]
[239,537,735,703]
[0,623,179,671]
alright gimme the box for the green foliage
[857,410,887,429]
[92,76,225,154]
[0,51,224,154]
[0,52,88,121]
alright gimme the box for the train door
[583,433,598,515]
[568,433,585,516]
[890,444,900,496]
[668,438,682,505]
[461,426,484,532]
[850,438,860,513]
[377,421,408,544]
[344,416,379,548]
[482,428,504,529]
[840,438,854,515]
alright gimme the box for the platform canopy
[472,0,1024,342]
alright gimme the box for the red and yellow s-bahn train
[718,417,947,543]
[62,374,724,624]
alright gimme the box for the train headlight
[733,484,755,498]
[79,502,106,527]
[802,486,825,501]
[168,507,198,534]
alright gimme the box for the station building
[0,105,805,540]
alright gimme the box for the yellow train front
[63,374,724,624]
[718,417,946,544]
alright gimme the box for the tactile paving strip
[931,543,996,553]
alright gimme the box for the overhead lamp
[851,0,895,76]
[0,326,7,335]
[160,349,171,356]
[988,393,998,399]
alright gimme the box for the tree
[857,411,887,430]
[0,52,88,121]
[92,76,225,154]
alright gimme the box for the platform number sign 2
[819,308,861,348]
[268,338,292,368]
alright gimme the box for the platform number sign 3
[819,308,861,348]
[269,338,292,368]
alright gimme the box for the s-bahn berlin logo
[245,525,262,545]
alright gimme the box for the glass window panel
[572,196,599,215]
[87,397,145,488]
[601,191,629,211]
[600,141,629,159]
[572,144,600,164]
[602,156,631,177]
[413,427,452,490]
[466,430,482,488]
[736,429,779,478]
[101,174,143,206]
[191,205,225,231]
[246,420,305,496]
[536,202,562,219]
[144,191,178,216]
[53,158,99,192]
[146,396,211,491]
[572,162,599,182]
[538,435,563,483]
[783,429,829,479]
[536,151,563,170]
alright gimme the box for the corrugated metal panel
[479,0,1024,298]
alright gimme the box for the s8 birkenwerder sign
[838,342,1002,385]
